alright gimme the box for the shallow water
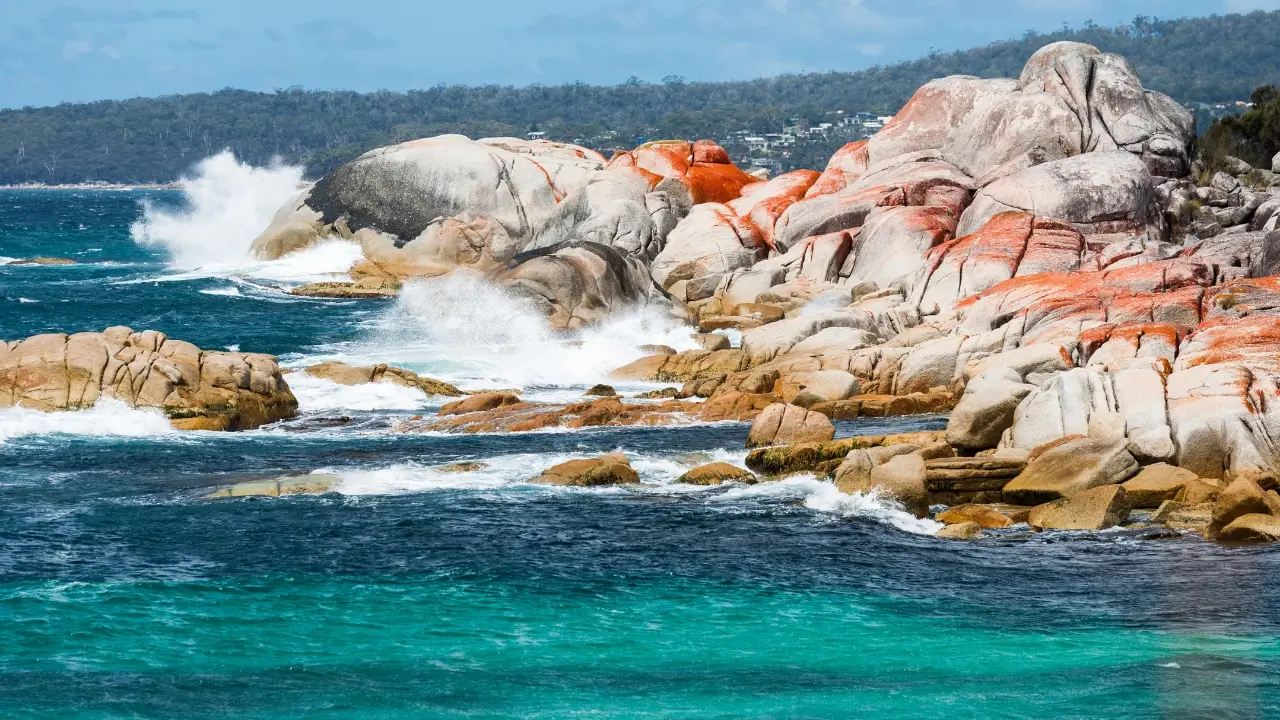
[2,188,1279,718]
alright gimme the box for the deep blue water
[2,189,1279,719]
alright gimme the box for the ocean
[2,168,1279,718]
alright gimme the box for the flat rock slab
[1003,437,1138,506]
[1028,484,1131,531]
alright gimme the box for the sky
[0,0,1277,109]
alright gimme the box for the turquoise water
[2,189,1279,718]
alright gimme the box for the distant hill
[3,11,1280,185]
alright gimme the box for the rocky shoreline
[11,41,1280,545]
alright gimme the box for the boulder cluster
[19,42,1280,545]
[0,327,297,430]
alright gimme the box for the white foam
[286,373,433,413]
[199,286,241,297]
[130,151,306,270]
[713,475,943,535]
[0,399,176,444]
[299,272,697,394]
[18,298,39,303]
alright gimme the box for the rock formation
[0,327,297,430]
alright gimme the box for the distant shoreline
[0,182,180,191]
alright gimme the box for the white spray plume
[295,271,698,393]
[130,151,309,270]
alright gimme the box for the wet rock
[409,396,695,434]
[204,473,340,499]
[531,452,640,487]
[289,280,399,298]
[6,256,78,265]
[1121,463,1199,508]
[439,392,523,416]
[676,462,757,486]
[935,504,1026,528]
[936,521,984,540]
[584,384,617,397]
[1028,485,1131,531]
[867,453,930,518]
[634,387,680,399]
[1151,500,1213,533]
[1003,437,1139,505]
[1209,477,1279,537]
[746,403,835,448]
[303,361,461,396]
[1218,514,1280,543]
[0,327,297,431]
[436,462,487,472]
[748,434,941,479]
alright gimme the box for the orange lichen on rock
[608,139,757,205]
[729,170,822,249]
[804,140,870,198]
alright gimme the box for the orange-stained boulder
[608,139,756,205]
[804,140,870,198]
[913,212,1085,312]
[729,170,822,249]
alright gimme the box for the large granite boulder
[956,152,1164,243]
[869,42,1193,183]
[252,135,606,259]
[0,327,297,430]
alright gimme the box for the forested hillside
[3,11,1280,185]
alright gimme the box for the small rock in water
[531,453,640,487]
[6,256,78,265]
[435,462,487,473]
[584,384,618,397]
[676,462,756,486]
[638,344,677,356]
[936,522,984,540]
[634,387,680,399]
[204,473,340,499]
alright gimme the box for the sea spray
[130,151,307,269]
[297,272,699,392]
[286,373,437,413]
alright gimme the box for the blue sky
[0,0,1276,108]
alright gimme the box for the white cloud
[61,40,91,62]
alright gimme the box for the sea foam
[0,399,176,445]
[286,373,436,413]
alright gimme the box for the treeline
[1201,85,1280,173]
[3,11,1280,184]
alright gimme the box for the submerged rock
[6,256,78,265]
[204,473,340,499]
[0,327,297,431]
